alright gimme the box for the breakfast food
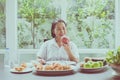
[13,63,27,72]
[81,57,104,69]
[36,64,43,71]
[14,66,25,72]
[21,63,27,68]
[84,57,92,63]
[82,61,104,69]
[35,63,71,71]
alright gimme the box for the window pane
[17,0,60,49]
[0,0,6,49]
[67,0,115,49]
[17,0,115,49]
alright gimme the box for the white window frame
[0,0,119,55]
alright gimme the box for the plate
[80,65,108,73]
[35,65,75,76]
[10,68,32,74]
[46,61,76,65]
[112,71,120,76]
[35,69,74,76]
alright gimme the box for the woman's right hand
[37,58,46,65]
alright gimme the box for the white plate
[46,61,76,65]
[80,65,108,73]
[10,68,32,74]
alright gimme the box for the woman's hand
[63,43,78,63]
[37,58,46,65]
[61,35,79,63]
[61,35,71,51]
[61,35,69,44]
[63,43,71,52]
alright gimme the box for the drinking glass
[4,48,10,67]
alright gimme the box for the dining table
[0,62,120,80]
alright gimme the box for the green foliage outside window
[17,0,115,49]
[0,0,6,49]
[67,0,115,48]
[18,0,60,48]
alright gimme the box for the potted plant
[105,46,120,75]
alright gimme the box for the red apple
[61,36,69,44]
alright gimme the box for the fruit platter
[79,57,108,73]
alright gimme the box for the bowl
[109,64,120,76]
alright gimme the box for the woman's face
[54,22,66,38]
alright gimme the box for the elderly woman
[37,19,79,64]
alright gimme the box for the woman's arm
[63,43,79,63]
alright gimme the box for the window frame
[0,0,120,55]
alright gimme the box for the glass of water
[4,48,10,67]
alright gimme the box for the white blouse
[37,38,79,61]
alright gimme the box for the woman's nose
[60,30,64,33]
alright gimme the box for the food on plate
[35,63,71,71]
[14,66,25,72]
[21,63,27,68]
[84,57,92,63]
[81,59,104,69]
[80,63,84,67]
[63,65,71,70]
[61,35,69,44]
[83,63,92,68]
[44,65,53,70]
[13,63,27,72]
[92,62,101,68]
[98,61,104,67]
[36,64,43,71]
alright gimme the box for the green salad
[105,46,120,64]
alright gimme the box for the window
[0,0,120,62]
[17,0,115,50]
[0,0,6,49]
[2,0,120,62]
[67,0,115,49]
[17,0,61,49]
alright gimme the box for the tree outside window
[17,0,115,49]
[0,0,6,49]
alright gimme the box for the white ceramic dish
[10,68,32,74]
